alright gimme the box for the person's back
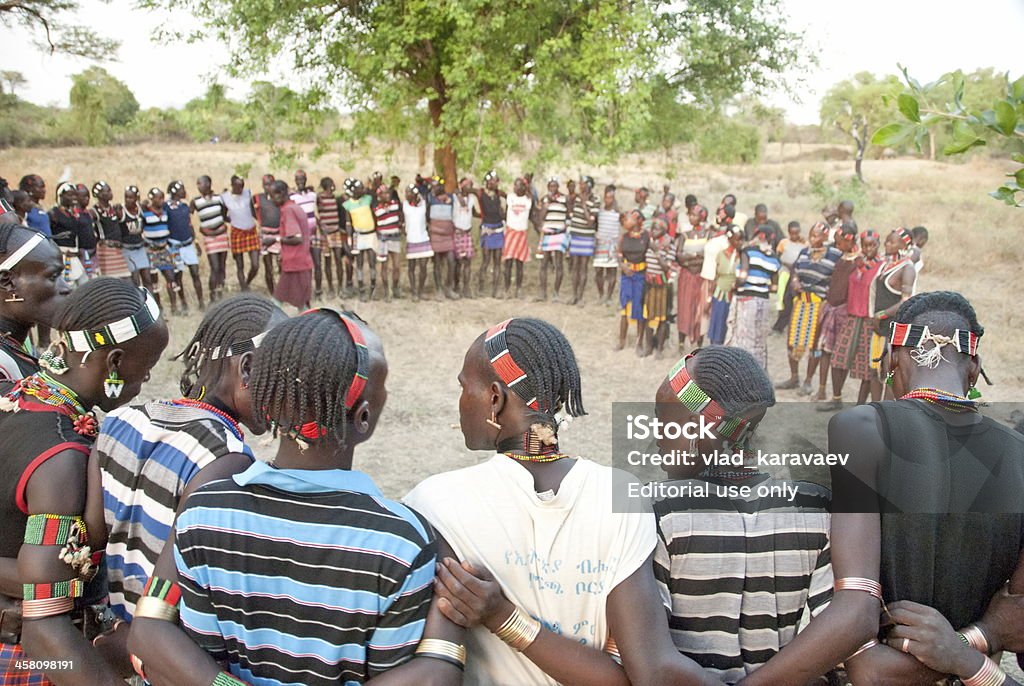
[652,475,832,684]
[176,464,435,686]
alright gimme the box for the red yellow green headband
[667,356,752,446]
[484,319,539,411]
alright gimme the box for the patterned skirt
[568,232,596,257]
[324,230,347,250]
[202,231,230,255]
[229,226,261,254]
[728,295,772,370]
[676,270,709,340]
[832,314,875,380]
[96,242,131,278]
[502,229,530,262]
[454,230,475,259]
[817,302,848,354]
[788,292,825,359]
[540,231,569,253]
[620,269,646,321]
[146,242,178,273]
[428,219,455,253]
[480,223,505,250]
[593,237,618,268]
[644,282,667,328]
[1,643,56,685]
[407,240,434,260]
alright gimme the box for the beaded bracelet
[494,606,541,652]
[211,671,247,686]
[962,656,1006,686]
[23,578,83,601]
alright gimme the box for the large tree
[0,0,118,59]
[141,0,802,184]
[820,72,901,181]
[68,66,139,144]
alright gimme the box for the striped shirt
[653,476,833,684]
[343,195,375,234]
[175,461,436,686]
[597,208,620,244]
[736,247,781,298]
[793,246,842,297]
[542,194,568,233]
[96,402,252,621]
[141,208,170,243]
[646,235,672,281]
[291,189,318,231]
[194,194,227,233]
[373,200,402,241]
[317,193,341,233]
[569,194,599,235]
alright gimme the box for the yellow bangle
[494,606,541,652]
[415,638,466,670]
[134,595,179,623]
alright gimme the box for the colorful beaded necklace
[900,388,978,414]
[170,398,243,440]
[1,372,98,436]
[503,451,569,463]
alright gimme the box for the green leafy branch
[872,65,1024,207]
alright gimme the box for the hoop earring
[485,412,502,431]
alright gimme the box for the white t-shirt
[700,233,730,281]
[506,194,532,232]
[222,189,255,230]
[404,455,656,686]
[452,193,479,231]
[403,200,429,243]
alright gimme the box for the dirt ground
[3,143,1022,677]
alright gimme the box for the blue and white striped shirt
[736,247,781,298]
[175,461,436,686]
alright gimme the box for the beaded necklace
[1,372,97,436]
[900,388,978,414]
[170,398,244,440]
[503,452,569,463]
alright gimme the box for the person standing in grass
[291,170,322,299]
[372,182,404,301]
[191,175,229,302]
[223,175,261,293]
[674,204,711,350]
[642,217,673,357]
[165,180,204,312]
[537,178,569,302]
[452,177,478,298]
[829,230,883,405]
[343,179,378,301]
[616,209,649,353]
[568,175,599,306]
[502,177,532,299]
[772,220,806,333]
[727,228,781,370]
[142,188,180,315]
[119,185,155,297]
[476,170,505,298]
[254,174,281,296]
[317,177,345,298]
[265,180,313,310]
[89,182,131,283]
[403,184,432,302]
[426,178,458,300]
[707,225,743,346]
[816,223,860,410]
[593,186,620,305]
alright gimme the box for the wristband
[211,671,248,686]
[962,656,1006,686]
[494,606,541,652]
[415,639,466,671]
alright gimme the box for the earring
[967,385,982,400]
[884,371,894,387]
[39,345,69,375]
[3,293,23,303]
[104,369,124,399]
[196,385,207,401]
[485,412,502,431]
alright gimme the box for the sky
[1,0,1022,125]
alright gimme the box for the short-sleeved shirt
[175,461,436,686]
[141,208,170,244]
[735,246,781,298]
[653,476,833,684]
[96,402,252,621]
[541,194,568,234]
[290,189,318,231]
[26,207,51,236]
[793,246,842,298]
[452,193,478,231]
[373,200,402,241]
[405,456,656,686]
[343,195,375,234]
[317,193,341,233]
[193,195,226,233]
[506,194,532,231]
[279,200,314,272]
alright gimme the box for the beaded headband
[147,187,162,199]
[895,227,913,248]
[125,185,139,196]
[56,182,76,201]
[0,233,46,272]
[667,356,753,446]
[91,181,109,198]
[406,184,420,195]
[62,288,161,353]
[208,331,269,361]
[301,307,369,410]
[483,319,539,411]
[484,170,498,181]
[889,322,979,368]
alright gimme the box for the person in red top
[263,181,313,310]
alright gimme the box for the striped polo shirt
[736,247,781,298]
[569,194,599,236]
[291,189,318,231]
[194,194,227,232]
[653,476,833,684]
[141,207,170,243]
[175,461,436,686]
[793,246,842,298]
[542,194,568,233]
[373,200,402,241]
[96,402,252,621]
[317,193,341,233]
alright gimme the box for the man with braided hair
[0,223,70,382]
[743,291,1024,685]
[0,278,169,685]
[88,292,286,671]
[651,346,833,684]
[131,310,463,686]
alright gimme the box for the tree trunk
[418,145,427,169]
[854,124,867,182]
[427,96,457,191]
[928,130,936,161]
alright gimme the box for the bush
[695,119,762,164]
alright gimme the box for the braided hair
[690,346,775,418]
[175,294,286,397]
[53,277,147,332]
[0,222,37,258]
[250,311,363,446]
[492,319,586,433]
[895,291,983,339]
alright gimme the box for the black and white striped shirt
[653,476,833,684]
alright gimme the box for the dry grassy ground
[4,143,1023,677]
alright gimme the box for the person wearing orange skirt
[501,178,533,299]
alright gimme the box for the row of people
[0,221,1020,685]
